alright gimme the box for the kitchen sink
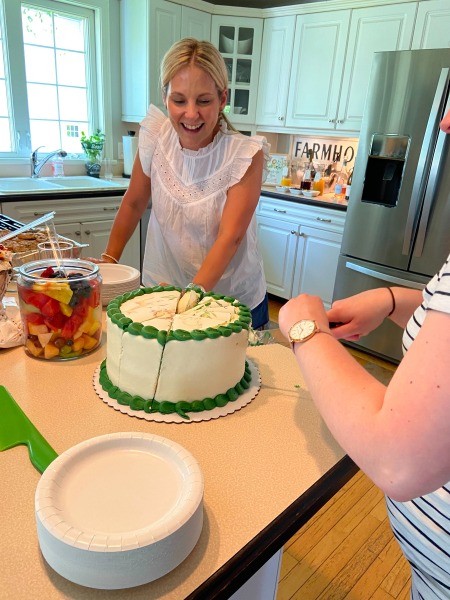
[0,177,61,192]
[0,176,127,194]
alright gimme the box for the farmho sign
[292,136,359,167]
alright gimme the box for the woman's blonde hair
[160,38,237,132]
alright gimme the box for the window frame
[0,0,113,161]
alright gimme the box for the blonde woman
[102,38,270,328]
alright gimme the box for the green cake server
[0,386,58,473]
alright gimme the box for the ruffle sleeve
[229,134,271,187]
[139,105,168,177]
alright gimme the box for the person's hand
[326,288,393,341]
[83,256,105,264]
[278,294,329,340]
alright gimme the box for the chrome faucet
[30,146,67,178]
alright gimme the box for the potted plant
[81,129,105,178]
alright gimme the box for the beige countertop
[0,321,355,599]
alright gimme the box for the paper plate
[98,263,140,285]
[35,432,204,589]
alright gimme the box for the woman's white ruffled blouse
[139,105,269,309]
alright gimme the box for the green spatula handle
[0,386,58,473]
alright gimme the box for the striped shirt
[387,254,450,599]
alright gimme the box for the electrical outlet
[118,142,124,159]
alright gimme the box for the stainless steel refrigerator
[334,49,450,363]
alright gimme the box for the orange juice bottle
[312,171,324,195]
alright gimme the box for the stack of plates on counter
[35,432,204,589]
[98,263,141,306]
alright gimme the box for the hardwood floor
[267,296,412,599]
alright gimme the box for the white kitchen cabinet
[2,197,141,270]
[121,0,211,122]
[256,215,299,298]
[284,10,351,131]
[412,0,450,48]
[275,3,415,134]
[256,17,296,128]
[257,196,346,307]
[181,6,211,40]
[335,3,416,133]
[211,16,262,125]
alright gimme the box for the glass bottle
[334,159,348,199]
[312,165,325,195]
[280,159,292,188]
[345,167,353,201]
[301,150,315,191]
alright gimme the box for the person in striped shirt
[279,109,450,599]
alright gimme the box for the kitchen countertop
[0,311,356,599]
[0,177,130,201]
[261,185,348,212]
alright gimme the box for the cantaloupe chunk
[28,323,49,336]
[26,339,43,357]
[44,343,60,360]
[81,334,97,350]
[72,337,85,352]
[37,332,53,348]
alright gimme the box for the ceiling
[203,0,323,8]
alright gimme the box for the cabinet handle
[328,119,336,123]
[103,206,119,211]
[33,212,46,216]
[316,217,331,223]
[278,116,284,121]
[74,231,81,236]
[84,230,91,235]
[274,208,287,213]
[290,230,297,235]
[336,119,344,124]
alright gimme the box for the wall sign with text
[292,137,359,167]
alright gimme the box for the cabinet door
[80,220,140,271]
[121,0,181,121]
[181,6,211,40]
[256,215,298,299]
[292,225,342,309]
[211,16,262,125]
[256,17,295,127]
[285,11,351,130]
[149,0,182,112]
[336,3,416,133]
[412,0,450,49]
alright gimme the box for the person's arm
[101,153,151,262]
[279,294,450,501]
[191,149,264,290]
[327,286,423,341]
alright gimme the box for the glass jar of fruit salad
[16,259,102,360]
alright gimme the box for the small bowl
[289,187,302,196]
[275,186,290,193]
[302,190,320,198]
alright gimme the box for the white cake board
[93,360,260,423]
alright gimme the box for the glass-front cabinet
[211,16,262,125]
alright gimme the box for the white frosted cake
[98,286,253,420]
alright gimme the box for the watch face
[290,320,317,341]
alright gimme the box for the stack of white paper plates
[98,263,141,306]
[35,432,204,589]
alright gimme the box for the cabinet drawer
[258,196,346,232]
[2,196,124,224]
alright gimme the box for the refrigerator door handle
[402,67,450,256]
[414,96,450,257]
[345,261,425,290]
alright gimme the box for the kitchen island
[0,320,356,599]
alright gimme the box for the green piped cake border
[106,285,252,344]
[98,360,253,420]
[103,285,253,420]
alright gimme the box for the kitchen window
[0,0,99,158]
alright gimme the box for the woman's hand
[278,294,330,339]
[326,288,394,341]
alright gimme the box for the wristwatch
[288,319,331,349]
